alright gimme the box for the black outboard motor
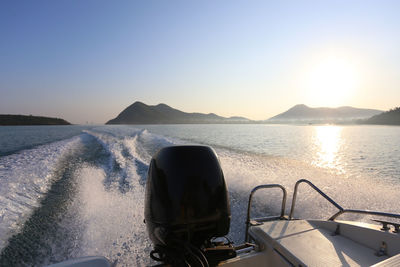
[145,146,234,266]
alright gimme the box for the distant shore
[0,115,71,126]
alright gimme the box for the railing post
[245,184,287,242]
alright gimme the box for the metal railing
[289,179,400,221]
[245,184,287,242]
[329,209,400,221]
[245,179,400,241]
[289,179,343,219]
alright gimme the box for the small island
[266,104,383,124]
[0,115,71,126]
[106,102,251,124]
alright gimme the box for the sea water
[0,124,399,266]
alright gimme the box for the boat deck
[247,220,399,267]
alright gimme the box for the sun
[305,56,359,107]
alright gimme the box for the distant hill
[0,115,71,126]
[106,102,251,124]
[362,107,400,125]
[267,104,383,123]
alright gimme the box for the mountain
[267,104,383,123]
[362,107,400,125]
[0,115,71,125]
[106,102,251,124]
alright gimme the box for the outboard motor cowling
[145,145,230,247]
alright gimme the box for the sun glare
[312,125,344,173]
[305,56,360,107]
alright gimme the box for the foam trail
[72,129,163,265]
[74,165,152,266]
[0,136,82,250]
[83,129,144,190]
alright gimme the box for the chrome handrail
[329,209,400,221]
[245,184,287,242]
[289,179,343,219]
[245,179,400,241]
[289,179,400,221]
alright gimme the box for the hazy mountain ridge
[106,102,396,125]
[0,115,71,126]
[106,102,251,124]
[362,107,400,125]
[267,104,383,123]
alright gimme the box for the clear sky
[1,0,399,124]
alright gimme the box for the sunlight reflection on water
[312,126,345,174]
